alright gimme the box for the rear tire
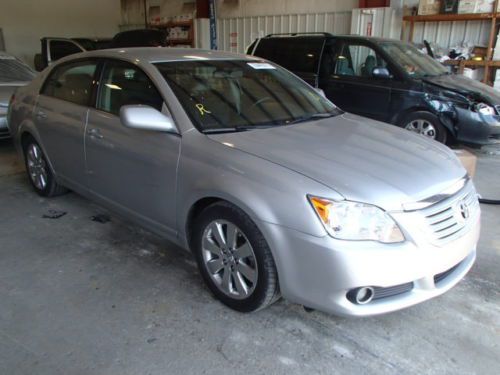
[192,201,280,312]
[23,137,67,197]
[400,111,448,144]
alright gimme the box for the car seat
[361,55,376,77]
[336,58,354,76]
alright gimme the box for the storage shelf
[403,12,495,23]
[155,20,193,28]
[444,59,500,68]
[403,0,500,85]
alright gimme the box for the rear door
[319,40,392,122]
[85,59,180,234]
[252,37,325,87]
[35,59,98,189]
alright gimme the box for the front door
[85,60,181,234]
[319,41,392,122]
[35,59,98,189]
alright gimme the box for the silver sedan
[7,48,480,316]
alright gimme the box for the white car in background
[0,52,35,139]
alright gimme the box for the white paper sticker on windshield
[247,62,276,70]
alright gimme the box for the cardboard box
[458,0,495,14]
[454,149,477,177]
[419,0,441,15]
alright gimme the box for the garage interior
[0,1,499,374]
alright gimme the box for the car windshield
[0,56,35,83]
[154,60,340,132]
[379,41,449,78]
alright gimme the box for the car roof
[60,47,258,64]
[261,33,401,43]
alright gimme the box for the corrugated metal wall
[217,12,352,53]
[411,20,490,49]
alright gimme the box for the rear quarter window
[253,38,324,75]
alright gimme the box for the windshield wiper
[202,124,282,134]
[287,112,337,125]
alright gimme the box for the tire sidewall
[23,138,55,197]
[192,203,277,312]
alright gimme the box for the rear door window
[96,60,163,116]
[41,60,98,106]
[48,40,84,61]
[253,37,324,75]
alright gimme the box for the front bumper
[258,213,480,317]
[455,108,500,145]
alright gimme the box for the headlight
[474,102,495,116]
[308,196,405,243]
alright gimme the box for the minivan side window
[97,61,163,116]
[254,38,324,75]
[335,44,389,78]
[49,40,84,61]
[41,61,97,106]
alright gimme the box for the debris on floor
[91,214,111,223]
[42,209,67,219]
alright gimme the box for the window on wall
[41,61,97,106]
[334,43,389,78]
[97,61,163,116]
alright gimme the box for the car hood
[208,113,465,211]
[423,74,500,105]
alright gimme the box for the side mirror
[120,105,177,133]
[372,67,391,79]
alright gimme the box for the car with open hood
[7,48,480,316]
[247,33,500,146]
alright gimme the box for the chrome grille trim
[419,181,480,246]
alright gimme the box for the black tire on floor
[399,111,449,144]
[192,201,280,312]
[22,136,67,197]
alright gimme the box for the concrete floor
[0,139,499,375]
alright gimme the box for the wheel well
[21,132,34,150]
[185,197,223,248]
[391,106,429,126]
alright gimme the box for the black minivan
[247,33,500,145]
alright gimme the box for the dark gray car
[7,48,481,316]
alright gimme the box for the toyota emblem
[457,200,470,222]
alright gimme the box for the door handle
[36,110,47,120]
[87,128,104,139]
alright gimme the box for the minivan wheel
[401,111,448,144]
[23,138,67,197]
[192,202,280,312]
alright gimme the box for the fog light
[347,287,375,305]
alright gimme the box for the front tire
[23,137,67,197]
[192,202,280,312]
[400,111,448,144]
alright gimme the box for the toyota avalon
[7,48,480,316]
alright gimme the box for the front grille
[434,262,461,284]
[372,282,414,300]
[419,182,479,246]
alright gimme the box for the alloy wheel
[404,119,437,139]
[26,143,48,190]
[201,220,258,299]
